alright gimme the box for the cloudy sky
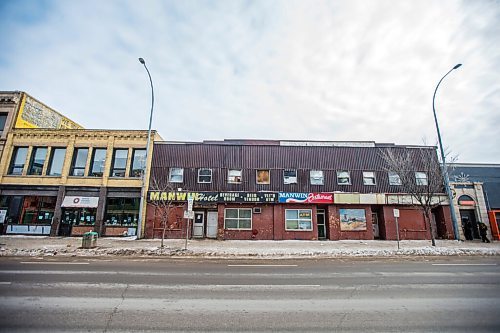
[0,0,499,162]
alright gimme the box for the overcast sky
[0,0,499,163]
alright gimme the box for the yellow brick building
[0,128,160,237]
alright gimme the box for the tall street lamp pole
[137,57,154,239]
[432,63,462,241]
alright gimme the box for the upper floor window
[228,169,242,184]
[388,171,402,186]
[47,148,66,176]
[283,169,297,184]
[198,168,212,183]
[363,171,376,185]
[28,147,48,175]
[70,148,89,176]
[256,169,270,184]
[130,149,146,177]
[0,113,7,133]
[89,148,107,177]
[415,172,428,186]
[310,170,324,185]
[110,149,128,177]
[337,170,351,185]
[8,147,28,175]
[169,168,184,183]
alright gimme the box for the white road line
[0,282,12,285]
[432,264,497,266]
[20,262,89,265]
[227,265,298,267]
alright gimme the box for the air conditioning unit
[253,207,262,214]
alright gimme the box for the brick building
[145,140,454,241]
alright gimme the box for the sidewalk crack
[103,283,129,333]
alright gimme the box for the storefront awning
[61,196,99,208]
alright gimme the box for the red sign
[279,192,333,204]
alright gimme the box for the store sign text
[278,192,333,204]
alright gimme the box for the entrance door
[317,209,326,239]
[460,210,480,240]
[206,212,218,239]
[59,209,76,236]
[193,211,205,238]
[372,212,380,239]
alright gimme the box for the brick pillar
[50,186,65,237]
[94,187,107,236]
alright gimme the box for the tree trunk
[424,210,436,247]
[161,221,166,248]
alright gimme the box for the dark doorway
[317,209,327,240]
[460,210,479,240]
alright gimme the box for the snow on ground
[0,236,499,258]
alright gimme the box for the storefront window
[104,197,139,226]
[62,208,96,226]
[111,149,128,177]
[285,209,313,231]
[224,208,252,229]
[130,149,146,177]
[28,147,47,175]
[89,148,107,177]
[70,148,89,176]
[47,148,66,176]
[20,196,56,225]
[8,147,28,175]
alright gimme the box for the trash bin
[82,231,98,248]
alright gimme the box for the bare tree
[379,146,452,246]
[148,176,184,248]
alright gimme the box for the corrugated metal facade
[151,142,440,194]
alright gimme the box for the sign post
[185,195,194,250]
[393,209,400,250]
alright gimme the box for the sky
[0,0,499,163]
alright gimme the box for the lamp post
[432,63,462,241]
[137,57,154,239]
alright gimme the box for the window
[228,169,242,184]
[27,147,47,175]
[198,168,212,183]
[337,170,351,185]
[388,171,402,186]
[169,168,184,183]
[224,208,252,229]
[310,170,324,185]
[415,172,428,185]
[70,148,89,176]
[110,149,128,177]
[130,149,146,177]
[8,147,28,175]
[104,197,140,226]
[47,148,66,176]
[285,209,313,231]
[256,169,270,184]
[363,171,376,185]
[89,148,107,177]
[0,113,7,133]
[283,169,297,184]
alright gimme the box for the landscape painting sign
[278,192,333,204]
[339,209,367,231]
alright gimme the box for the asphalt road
[0,256,499,332]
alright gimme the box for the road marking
[227,264,298,267]
[432,264,497,266]
[20,262,89,265]
[0,282,12,285]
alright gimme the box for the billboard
[15,93,83,129]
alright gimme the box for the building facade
[0,128,158,237]
[145,140,454,241]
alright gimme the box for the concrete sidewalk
[0,235,499,258]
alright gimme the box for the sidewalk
[1,235,499,258]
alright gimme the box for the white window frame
[228,169,242,184]
[388,171,402,186]
[415,172,428,186]
[169,167,184,183]
[197,168,212,183]
[285,209,313,231]
[224,208,252,230]
[337,170,351,185]
[363,171,376,186]
[310,170,324,185]
[283,169,297,184]
[256,169,270,184]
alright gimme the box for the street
[0,256,499,332]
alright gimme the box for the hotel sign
[149,192,277,203]
[278,192,334,204]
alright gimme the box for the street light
[137,57,155,239]
[432,63,462,241]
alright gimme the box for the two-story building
[145,140,454,241]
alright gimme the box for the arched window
[458,195,475,206]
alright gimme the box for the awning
[61,196,99,208]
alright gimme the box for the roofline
[451,163,500,168]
